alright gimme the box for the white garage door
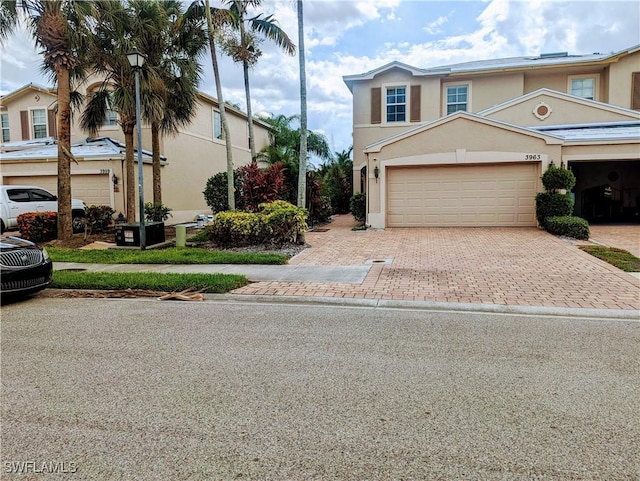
[387,163,539,227]
[4,174,111,207]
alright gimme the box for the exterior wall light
[374,165,380,181]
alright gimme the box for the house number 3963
[525,154,541,160]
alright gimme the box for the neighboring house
[0,82,272,223]
[343,45,640,228]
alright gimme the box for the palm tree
[220,0,295,162]
[184,0,236,210]
[296,0,307,209]
[81,0,164,221]
[1,0,94,239]
[136,0,205,205]
[257,113,331,205]
[258,113,331,164]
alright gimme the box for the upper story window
[31,109,47,139]
[386,87,406,122]
[446,84,469,114]
[568,74,598,101]
[1,113,9,142]
[571,78,594,99]
[212,109,223,139]
[104,109,118,127]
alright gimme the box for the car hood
[0,235,38,250]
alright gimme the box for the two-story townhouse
[343,45,640,229]
[0,81,272,223]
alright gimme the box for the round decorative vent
[533,102,552,121]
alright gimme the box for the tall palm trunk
[239,20,256,163]
[56,65,73,240]
[296,0,307,210]
[124,125,136,221]
[205,0,235,210]
[152,121,162,204]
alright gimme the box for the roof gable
[0,83,56,106]
[343,61,436,92]
[479,89,640,125]
[364,112,564,154]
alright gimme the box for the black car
[1,235,53,297]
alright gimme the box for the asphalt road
[1,297,638,480]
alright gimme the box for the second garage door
[4,173,111,207]
[387,163,539,227]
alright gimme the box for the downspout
[365,152,370,228]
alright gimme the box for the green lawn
[52,271,247,293]
[48,246,288,265]
[579,246,640,272]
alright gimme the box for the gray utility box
[115,222,165,247]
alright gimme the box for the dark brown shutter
[632,72,640,110]
[47,109,57,138]
[371,87,381,124]
[20,110,29,140]
[410,85,421,122]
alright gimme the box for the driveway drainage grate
[365,258,393,265]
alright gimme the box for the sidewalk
[54,262,369,284]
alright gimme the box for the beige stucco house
[343,45,640,228]
[0,81,272,223]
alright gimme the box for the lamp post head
[126,47,147,69]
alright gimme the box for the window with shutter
[20,110,29,140]
[632,72,640,110]
[371,87,381,124]
[47,109,57,138]
[410,85,421,122]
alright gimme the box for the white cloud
[424,15,449,35]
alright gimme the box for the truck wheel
[0,220,5,234]
[72,215,86,233]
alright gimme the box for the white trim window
[31,108,47,139]
[1,113,9,142]
[568,74,598,100]
[104,109,118,127]
[445,84,469,114]
[385,86,406,122]
[212,109,223,139]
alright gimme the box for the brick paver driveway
[234,216,640,311]
[589,224,640,258]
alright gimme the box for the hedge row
[207,200,308,247]
[545,216,590,240]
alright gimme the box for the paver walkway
[233,215,640,311]
[589,224,640,257]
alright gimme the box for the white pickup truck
[0,185,87,233]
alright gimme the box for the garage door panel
[4,174,111,207]
[387,163,539,227]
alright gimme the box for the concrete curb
[205,293,640,321]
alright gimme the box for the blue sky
[1,0,639,164]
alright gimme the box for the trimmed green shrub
[203,169,244,214]
[207,211,264,247]
[144,202,172,222]
[17,212,57,242]
[207,200,308,247]
[260,200,308,244]
[541,163,576,192]
[350,192,366,222]
[535,192,573,227]
[545,216,590,240]
[85,205,115,233]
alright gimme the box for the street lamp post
[126,47,147,249]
